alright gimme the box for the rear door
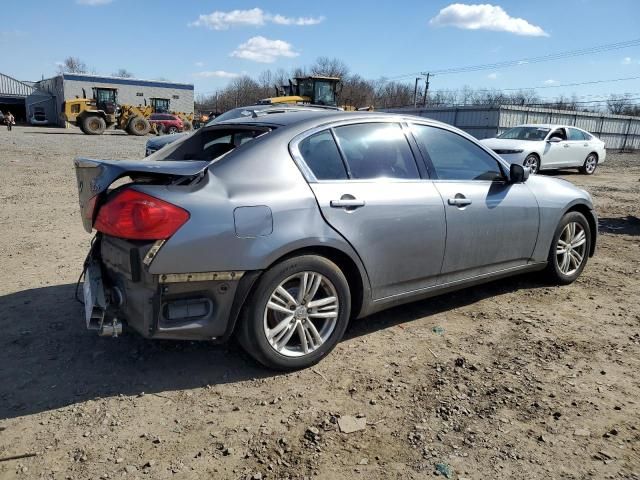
[567,128,589,166]
[293,121,446,300]
[410,123,540,283]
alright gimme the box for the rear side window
[332,123,419,180]
[298,131,348,180]
[411,124,503,181]
[568,128,586,141]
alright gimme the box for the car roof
[514,124,586,130]
[215,110,455,128]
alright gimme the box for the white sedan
[480,124,606,175]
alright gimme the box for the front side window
[332,123,420,180]
[548,128,567,141]
[411,124,503,181]
[298,130,347,180]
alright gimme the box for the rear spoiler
[74,158,210,232]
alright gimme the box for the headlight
[493,149,524,154]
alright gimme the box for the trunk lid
[74,158,210,232]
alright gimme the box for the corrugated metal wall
[0,72,34,97]
[383,105,640,150]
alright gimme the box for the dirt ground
[0,126,638,480]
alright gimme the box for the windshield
[498,126,550,141]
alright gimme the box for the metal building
[384,105,640,150]
[0,72,55,124]
[35,73,195,126]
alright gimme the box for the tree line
[56,56,639,116]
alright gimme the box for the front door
[410,123,540,282]
[543,128,572,168]
[295,122,447,300]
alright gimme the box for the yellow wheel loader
[258,76,341,107]
[63,87,152,136]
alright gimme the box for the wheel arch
[565,202,597,257]
[221,244,370,342]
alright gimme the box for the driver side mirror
[509,163,530,183]
[547,136,562,143]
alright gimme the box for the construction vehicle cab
[259,76,340,106]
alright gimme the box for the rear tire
[580,153,598,175]
[543,211,591,285]
[81,115,106,135]
[167,126,178,134]
[237,255,351,370]
[127,117,151,136]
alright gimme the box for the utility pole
[420,72,431,107]
[413,78,420,108]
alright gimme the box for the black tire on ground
[167,126,178,134]
[127,117,151,136]
[580,153,598,175]
[81,115,106,135]
[182,121,193,131]
[523,153,540,174]
[237,255,351,371]
[543,211,591,285]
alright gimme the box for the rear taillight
[94,189,189,240]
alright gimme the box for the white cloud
[543,79,557,85]
[189,8,324,30]
[193,70,240,79]
[194,61,205,68]
[270,14,325,26]
[487,72,498,80]
[230,36,299,63]
[430,3,548,37]
[622,57,632,65]
[76,0,113,5]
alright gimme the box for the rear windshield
[498,126,550,141]
[148,126,272,162]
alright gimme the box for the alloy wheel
[263,271,339,357]
[556,222,587,275]
[585,155,597,174]
[524,155,539,174]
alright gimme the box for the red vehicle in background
[148,113,184,134]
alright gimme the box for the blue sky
[2,0,639,100]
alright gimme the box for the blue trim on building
[62,74,194,91]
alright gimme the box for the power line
[386,37,640,80]
[429,75,640,94]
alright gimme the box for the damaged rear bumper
[85,235,259,341]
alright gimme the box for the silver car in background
[75,111,597,370]
[480,124,606,174]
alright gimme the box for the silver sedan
[75,111,597,370]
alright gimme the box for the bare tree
[607,94,633,115]
[112,68,134,78]
[310,57,350,78]
[58,56,87,74]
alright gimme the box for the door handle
[563,144,570,148]
[583,143,589,147]
[448,198,472,207]
[330,199,365,208]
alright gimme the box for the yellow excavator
[63,87,153,135]
[258,76,373,111]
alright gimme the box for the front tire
[544,211,591,285]
[81,115,106,135]
[580,153,598,175]
[167,126,178,134]
[237,255,351,370]
[523,154,540,174]
[127,117,151,136]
